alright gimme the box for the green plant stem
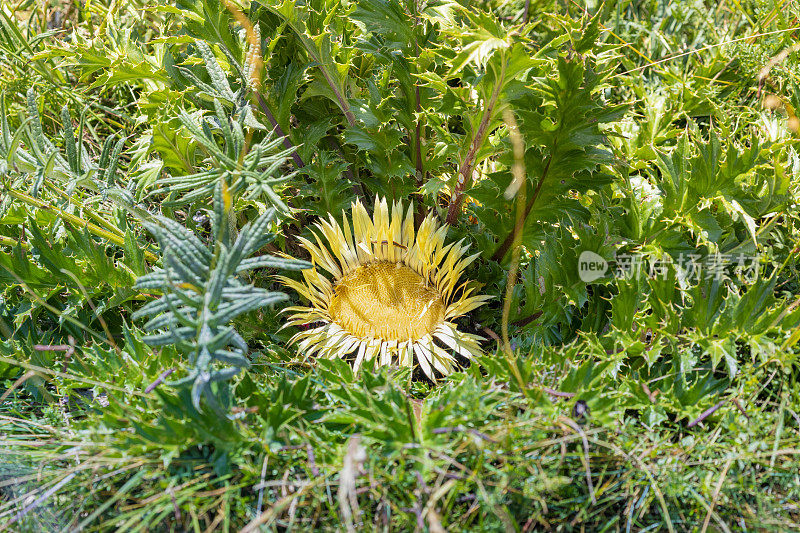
[0,235,28,249]
[44,181,127,239]
[501,109,525,357]
[6,188,157,262]
[490,149,554,263]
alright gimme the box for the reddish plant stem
[444,112,495,225]
[732,398,749,419]
[269,8,356,133]
[254,92,304,169]
[411,3,430,225]
[482,327,501,342]
[512,310,543,328]
[445,63,506,226]
[687,399,728,428]
[144,368,175,394]
[490,149,555,263]
[413,82,425,190]
[318,66,357,127]
[542,387,575,398]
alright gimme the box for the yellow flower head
[280,197,490,379]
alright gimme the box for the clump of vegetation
[1,0,800,530]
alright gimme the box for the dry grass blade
[337,435,367,533]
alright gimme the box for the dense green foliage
[1,0,800,530]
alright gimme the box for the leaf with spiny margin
[352,0,413,44]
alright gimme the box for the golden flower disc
[329,262,445,341]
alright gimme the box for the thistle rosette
[280,197,490,379]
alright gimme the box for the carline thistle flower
[279,197,490,379]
